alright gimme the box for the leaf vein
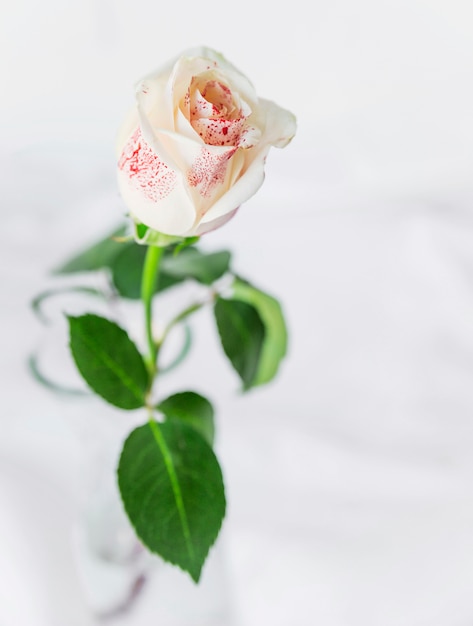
[148,420,195,563]
[77,328,144,402]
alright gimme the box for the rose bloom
[116,47,296,238]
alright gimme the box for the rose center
[186,75,258,148]
[200,80,237,119]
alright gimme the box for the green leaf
[109,243,147,299]
[162,248,231,285]
[110,243,185,299]
[157,391,215,446]
[53,224,129,274]
[118,420,226,582]
[68,314,148,409]
[213,297,266,390]
[156,270,187,294]
[174,236,200,254]
[231,278,288,386]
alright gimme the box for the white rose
[116,47,296,238]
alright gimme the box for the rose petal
[175,106,200,142]
[198,151,266,226]
[149,129,244,222]
[115,106,140,157]
[195,207,239,236]
[237,124,261,149]
[179,47,258,108]
[191,117,247,147]
[135,73,170,132]
[136,99,180,172]
[190,86,220,120]
[199,100,295,226]
[117,129,196,236]
[118,168,196,236]
[118,128,178,203]
[256,98,297,148]
[200,80,235,117]
[167,56,219,123]
[187,146,237,199]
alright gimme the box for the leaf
[157,391,215,446]
[110,243,146,299]
[53,224,129,274]
[162,248,231,285]
[213,297,266,390]
[68,314,148,409]
[174,236,200,254]
[118,420,226,582]
[231,278,288,386]
[110,244,184,300]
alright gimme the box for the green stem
[141,245,164,377]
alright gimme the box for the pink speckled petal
[117,168,196,236]
[187,146,238,200]
[199,99,295,226]
[191,117,246,147]
[117,129,196,236]
[190,87,217,120]
[156,129,240,191]
[200,100,295,226]
[199,150,267,226]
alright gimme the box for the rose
[116,47,296,238]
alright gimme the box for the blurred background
[2,1,473,624]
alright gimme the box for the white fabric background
[1,1,473,624]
